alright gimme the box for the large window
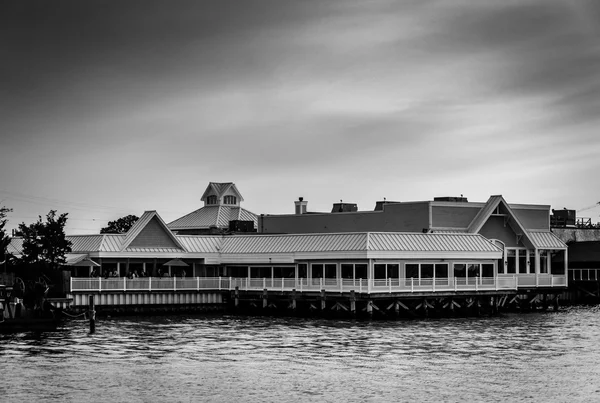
[273,266,295,278]
[340,263,368,283]
[227,266,248,277]
[250,266,271,278]
[374,263,399,279]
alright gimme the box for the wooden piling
[366,300,373,318]
[320,289,326,311]
[234,286,239,308]
[262,289,268,309]
[89,295,96,334]
[291,289,297,311]
[349,290,356,316]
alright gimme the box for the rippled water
[2,307,600,402]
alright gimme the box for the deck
[70,274,567,295]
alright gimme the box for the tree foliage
[1,206,12,261]
[100,214,139,234]
[18,210,72,271]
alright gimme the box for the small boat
[1,282,60,333]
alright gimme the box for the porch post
[564,249,569,286]
[535,249,540,275]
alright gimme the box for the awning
[163,258,189,267]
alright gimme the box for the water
[2,307,600,402]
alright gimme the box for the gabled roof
[120,211,185,252]
[200,182,244,203]
[467,195,536,249]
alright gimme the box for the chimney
[295,197,308,214]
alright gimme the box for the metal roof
[220,233,368,254]
[69,235,104,253]
[99,234,125,252]
[177,235,222,253]
[529,231,567,250]
[6,237,23,255]
[368,232,501,252]
[168,206,257,230]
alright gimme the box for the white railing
[570,268,600,282]
[70,276,521,294]
[497,274,567,288]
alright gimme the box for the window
[435,264,448,278]
[224,195,237,205]
[206,195,218,205]
[273,266,295,278]
[482,264,494,278]
[325,264,337,279]
[311,264,323,279]
[539,250,548,274]
[355,264,368,280]
[468,263,480,278]
[374,263,400,279]
[250,267,271,278]
[374,264,387,279]
[341,264,354,279]
[298,264,308,278]
[227,266,248,277]
[506,250,516,274]
[518,250,527,274]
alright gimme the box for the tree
[18,210,72,271]
[1,206,12,263]
[100,214,139,234]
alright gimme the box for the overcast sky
[1,0,599,234]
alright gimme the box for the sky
[1,0,600,234]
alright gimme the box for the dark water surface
[2,307,600,402]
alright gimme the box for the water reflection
[2,307,600,402]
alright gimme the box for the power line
[0,190,134,214]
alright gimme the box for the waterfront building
[5,189,569,314]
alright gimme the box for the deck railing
[70,276,525,294]
[570,268,600,282]
[500,274,567,288]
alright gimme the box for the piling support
[234,286,239,308]
[262,289,268,309]
[89,295,96,334]
[366,300,373,318]
[291,289,297,312]
[553,294,560,311]
[320,289,326,311]
[350,290,356,316]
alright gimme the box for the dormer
[200,182,244,207]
